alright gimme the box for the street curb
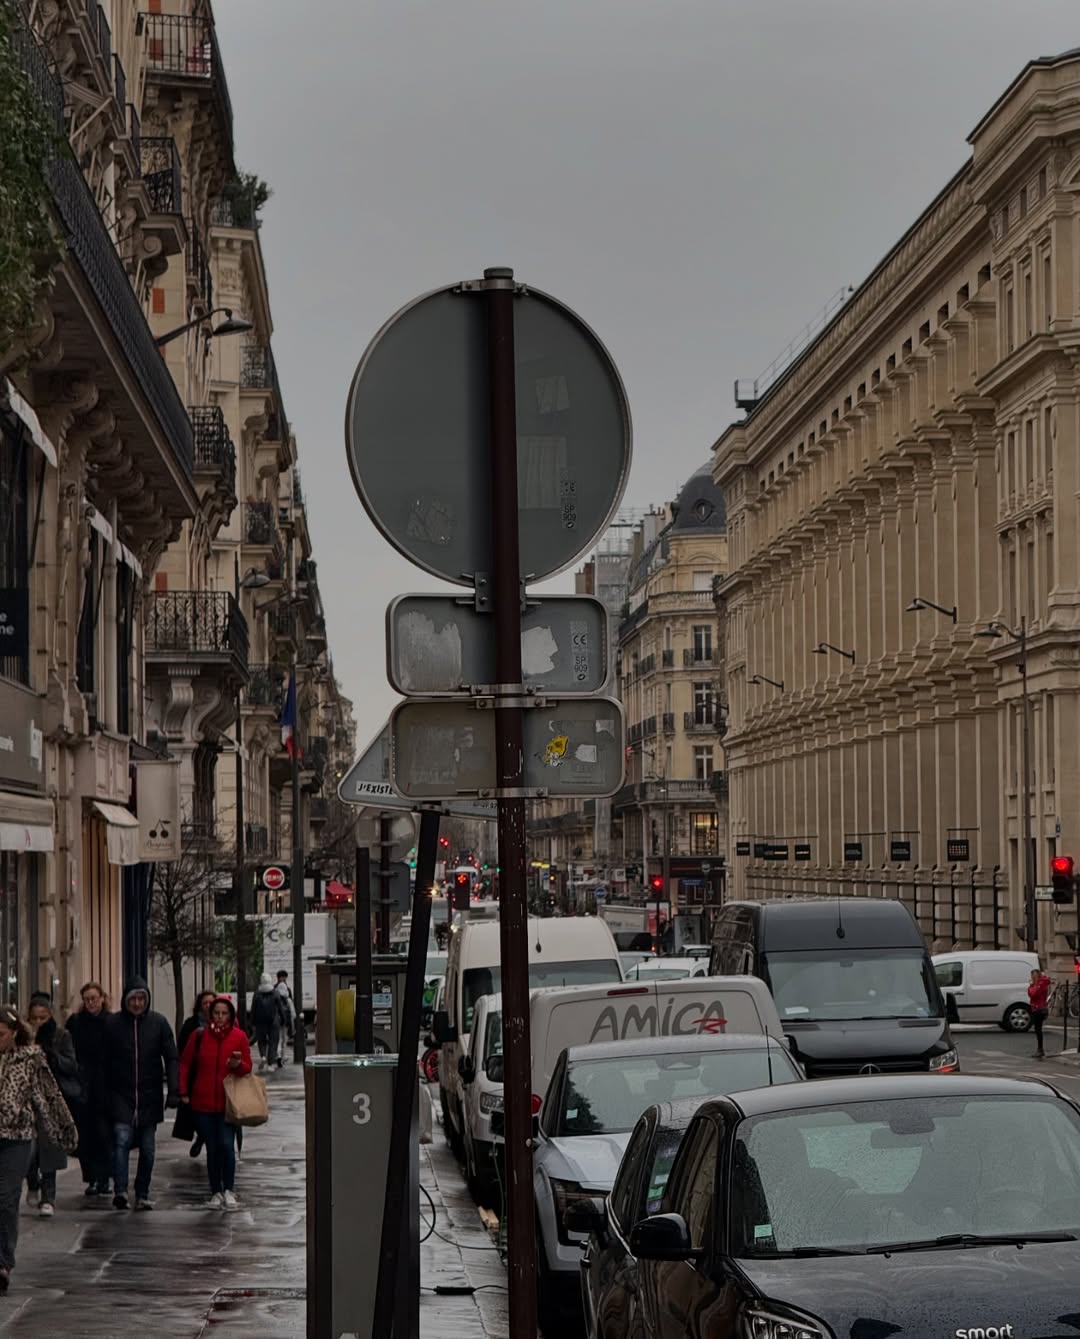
[1050,1051,1080,1065]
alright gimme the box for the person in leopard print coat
[0,1005,77,1289]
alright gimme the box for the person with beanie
[103,977,178,1210]
[179,996,252,1210]
[251,974,288,1071]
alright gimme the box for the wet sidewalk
[0,1066,506,1338]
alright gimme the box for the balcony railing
[126,103,141,163]
[639,653,656,677]
[613,779,719,810]
[141,136,182,214]
[642,716,657,738]
[685,648,714,667]
[662,712,676,734]
[142,12,233,158]
[307,735,329,775]
[269,602,295,642]
[243,500,277,547]
[96,3,111,67]
[191,406,235,494]
[13,15,192,482]
[244,664,281,709]
[662,649,675,668]
[684,711,717,733]
[145,591,249,671]
[112,52,125,110]
[241,341,288,440]
[246,823,269,856]
[185,219,213,310]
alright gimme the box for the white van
[932,950,1042,1031]
[435,915,622,1156]
[457,974,785,1197]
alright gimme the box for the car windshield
[731,1095,1080,1257]
[762,948,941,1021]
[559,1048,800,1137]
[463,959,620,1031]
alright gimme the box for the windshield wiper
[744,1245,864,1258]
[866,1231,1076,1255]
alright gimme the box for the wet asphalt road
[954,1020,1080,1101]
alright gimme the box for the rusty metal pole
[485,266,538,1337]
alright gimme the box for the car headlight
[480,1091,504,1114]
[551,1178,603,1245]
[929,1048,959,1073]
[740,1303,830,1338]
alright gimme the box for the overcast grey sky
[215,1,1079,743]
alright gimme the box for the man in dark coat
[103,977,179,1211]
[66,982,112,1195]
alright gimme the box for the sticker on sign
[262,866,287,891]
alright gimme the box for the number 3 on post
[352,1092,371,1125]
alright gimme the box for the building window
[1044,406,1053,478]
[692,682,714,725]
[691,625,713,663]
[0,430,30,685]
[693,746,714,783]
[116,564,134,735]
[690,812,719,856]
[76,532,101,723]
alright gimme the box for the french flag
[279,673,301,760]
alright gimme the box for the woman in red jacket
[178,996,251,1210]
[1029,967,1052,1059]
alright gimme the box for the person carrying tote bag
[178,996,251,1211]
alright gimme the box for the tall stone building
[713,51,1080,958]
[1,0,352,1011]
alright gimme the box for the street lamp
[906,596,958,622]
[814,642,855,663]
[154,307,254,349]
[976,617,1035,951]
[750,673,784,691]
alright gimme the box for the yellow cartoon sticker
[543,735,569,767]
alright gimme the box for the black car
[573,1041,803,1339]
[632,1074,1080,1338]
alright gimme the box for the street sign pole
[354,843,374,1054]
[486,267,538,1338]
[371,807,439,1338]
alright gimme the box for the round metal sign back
[345,281,631,586]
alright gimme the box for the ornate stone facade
[713,52,1080,959]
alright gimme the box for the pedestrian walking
[1029,966,1051,1058]
[66,982,112,1196]
[177,991,215,1158]
[251,975,287,1071]
[104,977,179,1211]
[25,994,80,1217]
[275,970,296,1061]
[179,995,252,1211]
[0,1005,76,1291]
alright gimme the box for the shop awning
[91,801,140,866]
[2,379,57,468]
[0,822,53,853]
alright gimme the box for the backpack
[252,991,280,1028]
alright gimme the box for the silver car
[532,1033,803,1327]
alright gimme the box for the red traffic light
[455,872,469,886]
[1052,855,1075,905]
[1052,856,1074,878]
[650,876,664,892]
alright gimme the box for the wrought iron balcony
[246,823,269,856]
[13,15,192,482]
[142,12,233,159]
[639,653,656,677]
[113,52,126,111]
[684,648,714,667]
[191,406,235,494]
[241,341,288,441]
[141,136,182,215]
[269,602,296,643]
[613,778,719,810]
[145,591,249,676]
[126,102,140,162]
[684,711,717,733]
[662,649,675,668]
[244,664,281,710]
[243,501,277,547]
[185,220,213,311]
[96,3,111,66]
[308,735,329,774]
[662,712,676,734]
[642,716,657,738]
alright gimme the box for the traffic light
[650,875,664,894]
[1052,855,1075,905]
[453,870,470,911]
[438,836,450,849]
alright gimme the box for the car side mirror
[564,1197,606,1236]
[629,1213,702,1263]
[433,1011,457,1045]
[945,993,960,1025]
[484,1055,504,1083]
[458,1055,476,1085]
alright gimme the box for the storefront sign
[135,758,181,861]
[0,588,28,664]
[0,678,45,791]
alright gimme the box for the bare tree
[149,834,227,1036]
